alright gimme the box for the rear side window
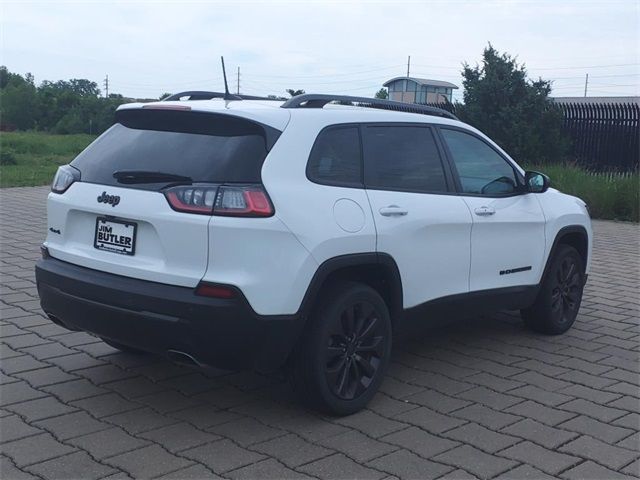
[71,109,281,189]
[307,126,362,187]
[363,125,448,193]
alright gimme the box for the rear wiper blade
[113,170,193,184]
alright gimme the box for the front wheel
[291,281,392,416]
[521,244,585,335]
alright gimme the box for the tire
[101,338,146,354]
[521,244,585,335]
[290,281,392,416]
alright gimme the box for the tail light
[214,185,273,217]
[165,185,218,214]
[51,165,80,194]
[164,184,274,217]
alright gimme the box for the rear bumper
[35,256,302,372]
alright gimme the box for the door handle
[379,205,408,217]
[474,206,496,216]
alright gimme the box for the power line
[551,73,640,80]
[530,62,640,70]
[588,82,640,87]
[245,64,404,79]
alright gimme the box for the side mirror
[525,171,550,193]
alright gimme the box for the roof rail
[280,94,458,120]
[162,91,280,102]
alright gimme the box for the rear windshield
[71,109,281,189]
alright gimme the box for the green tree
[456,45,568,164]
[286,89,305,97]
[374,88,388,99]
[0,67,130,134]
[0,69,38,129]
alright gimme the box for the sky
[1,0,639,101]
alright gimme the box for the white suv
[36,93,592,415]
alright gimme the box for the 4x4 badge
[97,191,120,207]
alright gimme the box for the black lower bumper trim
[35,257,301,372]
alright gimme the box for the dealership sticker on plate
[94,217,137,256]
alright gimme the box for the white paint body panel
[536,188,593,275]
[366,190,472,307]
[262,113,377,267]
[45,182,210,287]
[201,215,317,315]
[462,193,546,291]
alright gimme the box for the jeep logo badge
[97,191,120,207]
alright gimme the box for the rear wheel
[101,338,146,354]
[291,281,392,415]
[521,245,585,335]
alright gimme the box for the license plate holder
[94,217,137,256]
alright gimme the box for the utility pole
[583,73,588,97]
[237,67,240,95]
[103,74,109,98]
[406,55,411,77]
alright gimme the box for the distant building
[383,77,458,104]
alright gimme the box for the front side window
[441,128,519,196]
[363,126,448,193]
[307,126,362,187]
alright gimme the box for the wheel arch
[297,253,403,323]
[544,225,589,280]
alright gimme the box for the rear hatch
[45,106,282,287]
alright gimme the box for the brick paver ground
[1,186,638,479]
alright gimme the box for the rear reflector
[195,283,236,299]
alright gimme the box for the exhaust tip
[166,349,201,367]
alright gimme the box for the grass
[1,131,637,222]
[0,131,96,188]
[528,164,639,222]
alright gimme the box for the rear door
[438,127,546,292]
[363,124,472,308]
[45,108,280,287]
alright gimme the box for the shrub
[529,164,639,222]
[456,45,569,164]
[0,148,17,165]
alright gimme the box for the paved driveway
[1,186,638,480]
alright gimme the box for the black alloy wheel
[551,255,582,324]
[325,301,386,400]
[522,244,585,335]
[291,280,392,415]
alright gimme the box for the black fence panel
[427,102,457,115]
[558,102,639,172]
[426,101,639,172]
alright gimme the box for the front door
[439,127,546,292]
